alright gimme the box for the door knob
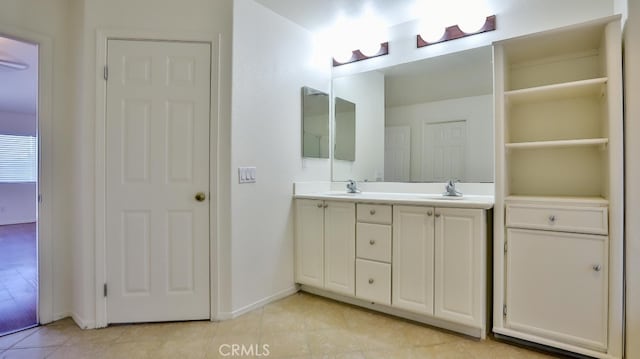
[195,192,207,202]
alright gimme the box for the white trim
[214,286,299,321]
[95,28,222,328]
[0,26,54,326]
[71,311,95,330]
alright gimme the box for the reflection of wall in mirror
[332,71,385,181]
[334,98,355,161]
[303,113,329,158]
[386,94,493,182]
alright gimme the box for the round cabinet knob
[323,204,328,208]
[370,209,376,215]
[368,278,374,284]
[317,203,323,208]
[369,239,376,245]
[427,211,433,216]
[549,215,557,223]
[195,192,206,202]
[435,213,441,218]
[593,264,602,272]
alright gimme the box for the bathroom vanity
[293,189,493,338]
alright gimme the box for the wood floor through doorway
[0,223,37,336]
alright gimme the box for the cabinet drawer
[356,259,391,305]
[357,223,391,262]
[357,204,392,224]
[506,204,608,235]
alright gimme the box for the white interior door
[384,126,411,181]
[105,39,211,323]
[422,120,466,182]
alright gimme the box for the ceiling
[0,36,38,115]
[254,0,421,32]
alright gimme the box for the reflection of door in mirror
[302,86,330,159]
[422,120,466,182]
[384,127,411,181]
[334,97,356,161]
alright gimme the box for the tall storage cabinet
[493,16,623,358]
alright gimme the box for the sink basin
[420,195,465,200]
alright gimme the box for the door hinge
[103,65,108,80]
[503,304,507,317]
[38,194,42,203]
[504,240,507,253]
[103,283,108,297]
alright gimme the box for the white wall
[333,0,615,77]
[624,1,639,357]
[386,95,493,183]
[230,0,331,314]
[0,111,36,136]
[0,183,36,225]
[332,71,385,182]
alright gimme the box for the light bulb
[333,49,354,64]
[359,41,382,57]
[458,15,487,33]
[420,22,445,43]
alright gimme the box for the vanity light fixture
[332,42,389,67]
[417,15,496,48]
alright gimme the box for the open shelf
[505,78,607,105]
[505,138,608,150]
[505,195,609,206]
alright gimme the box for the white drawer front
[357,204,392,225]
[506,204,608,235]
[357,223,392,262]
[356,259,391,305]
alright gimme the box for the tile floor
[0,292,562,359]
[0,223,38,336]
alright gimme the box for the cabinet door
[324,201,356,295]
[393,205,435,314]
[434,208,484,327]
[505,229,608,351]
[294,199,324,287]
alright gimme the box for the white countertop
[294,191,494,209]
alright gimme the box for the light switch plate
[238,166,256,183]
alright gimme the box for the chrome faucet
[346,179,360,193]
[444,179,462,197]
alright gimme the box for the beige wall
[624,1,639,357]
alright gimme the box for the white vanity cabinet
[295,197,489,338]
[434,207,485,328]
[392,205,435,315]
[392,206,486,328]
[294,199,355,296]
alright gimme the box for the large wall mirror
[302,86,330,158]
[332,46,494,183]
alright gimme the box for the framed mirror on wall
[301,86,330,159]
[331,46,495,183]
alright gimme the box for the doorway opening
[0,35,39,336]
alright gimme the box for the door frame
[0,26,54,325]
[95,29,220,328]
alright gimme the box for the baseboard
[70,312,96,330]
[214,286,299,321]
